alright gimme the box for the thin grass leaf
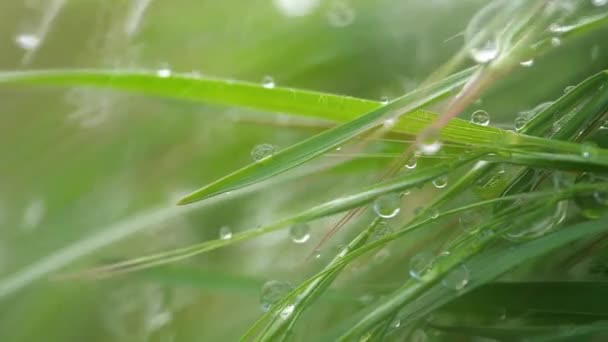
[339,215,608,339]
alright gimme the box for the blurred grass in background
[1,0,608,341]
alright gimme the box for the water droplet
[520,59,534,67]
[564,85,575,94]
[459,213,480,234]
[441,264,469,290]
[582,142,596,159]
[470,40,499,64]
[428,208,439,220]
[22,198,45,230]
[373,193,401,219]
[470,110,490,126]
[409,251,435,281]
[380,96,389,105]
[383,118,396,128]
[391,319,401,329]
[156,66,172,78]
[15,33,40,51]
[593,0,608,6]
[514,116,528,131]
[273,0,320,17]
[251,143,277,162]
[262,76,275,89]
[326,0,355,27]
[260,280,293,312]
[280,304,295,319]
[219,226,232,240]
[289,222,310,244]
[336,244,348,257]
[405,155,418,169]
[371,221,392,240]
[504,200,568,241]
[551,37,561,47]
[417,128,441,155]
[575,173,608,219]
[432,175,448,189]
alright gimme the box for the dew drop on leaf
[592,0,608,6]
[405,155,418,169]
[373,193,401,219]
[273,0,320,17]
[251,143,277,162]
[219,226,232,240]
[520,59,534,67]
[380,96,389,105]
[156,66,172,78]
[417,128,441,155]
[441,264,469,290]
[514,116,528,131]
[289,222,310,244]
[15,33,40,51]
[260,280,293,312]
[262,76,275,89]
[432,175,448,189]
[409,251,435,281]
[470,110,490,126]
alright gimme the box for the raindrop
[593,0,608,6]
[260,280,293,312]
[251,143,277,162]
[289,222,310,244]
[273,0,320,17]
[432,175,448,189]
[373,193,401,219]
[326,0,355,27]
[219,226,232,240]
[405,155,418,169]
[417,128,441,155]
[383,118,396,128]
[504,199,568,241]
[459,213,479,234]
[156,66,172,78]
[470,40,499,64]
[262,76,275,89]
[520,59,534,67]
[551,37,561,47]
[441,264,470,290]
[581,142,596,159]
[391,319,401,329]
[15,34,40,51]
[564,85,575,94]
[409,251,435,281]
[428,208,440,219]
[514,116,528,131]
[575,173,608,219]
[371,221,392,240]
[380,96,389,105]
[470,110,490,126]
[22,198,45,230]
[280,304,295,319]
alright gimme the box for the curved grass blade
[339,215,608,339]
[176,69,475,204]
[67,156,477,279]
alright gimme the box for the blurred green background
[1,0,608,341]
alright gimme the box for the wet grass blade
[339,215,608,339]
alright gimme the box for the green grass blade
[340,216,608,339]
